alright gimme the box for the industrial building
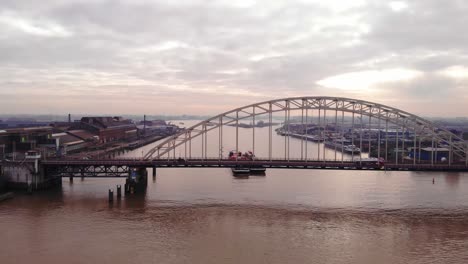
[0,126,53,159]
[50,130,98,156]
[408,147,450,162]
[77,117,137,143]
[0,117,137,158]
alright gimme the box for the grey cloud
[0,0,466,116]
[365,0,468,52]
[370,69,467,116]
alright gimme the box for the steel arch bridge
[143,96,468,167]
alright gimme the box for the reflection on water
[445,173,460,187]
[1,169,468,264]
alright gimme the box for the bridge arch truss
[144,97,468,166]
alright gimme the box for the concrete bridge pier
[1,161,62,192]
[152,167,156,179]
[125,167,148,194]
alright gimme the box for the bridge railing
[46,156,362,162]
[42,157,464,165]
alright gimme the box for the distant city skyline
[1,0,467,116]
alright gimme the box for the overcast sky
[0,0,467,117]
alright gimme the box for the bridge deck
[41,159,468,172]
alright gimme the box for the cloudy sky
[0,0,467,116]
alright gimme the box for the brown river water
[1,121,468,263]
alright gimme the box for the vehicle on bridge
[228,150,266,175]
[228,150,255,161]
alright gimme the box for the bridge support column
[152,167,156,179]
[125,167,148,194]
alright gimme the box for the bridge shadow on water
[109,189,148,210]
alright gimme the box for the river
[1,121,467,263]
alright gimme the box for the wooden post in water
[108,189,114,202]
[116,185,122,199]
